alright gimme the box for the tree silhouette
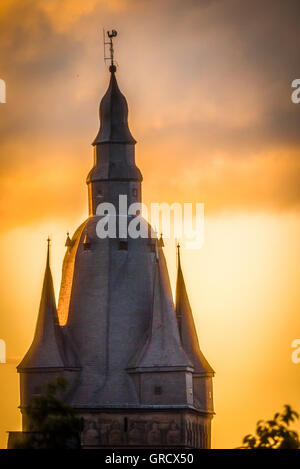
[241,405,300,449]
[13,378,83,449]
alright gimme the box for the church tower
[16,32,214,448]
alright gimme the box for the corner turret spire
[18,239,65,370]
[175,245,214,375]
[129,246,192,370]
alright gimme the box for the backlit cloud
[0,0,300,231]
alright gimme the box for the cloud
[0,0,300,231]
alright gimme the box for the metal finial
[176,241,181,268]
[46,236,51,266]
[103,29,118,72]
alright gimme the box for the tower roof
[175,246,214,375]
[93,66,136,145]
[129,244,192,371]
[18,240,65,371]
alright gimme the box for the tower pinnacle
[13,35,215,448]
[177,241,180,260]
[104,29,118,73]
[175,248,214,375]
[17,239,65,371]
[93,32,136,145]
[46,236,51,264]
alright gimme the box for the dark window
[119,240,128,251]
[124,417,128,432]
[132,188,138,197]
[154,386,162,395]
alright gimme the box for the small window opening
[124,417,128,432]
[154,385,162,395]
[132,188,138,197]
[118,240,128,251]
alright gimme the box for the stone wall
[80,409,212,449]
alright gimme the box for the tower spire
[128,245,192,371]
[175,247,214,375]
[93,30,136,146]
[18,239,65,370]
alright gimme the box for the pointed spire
[65,232,73,248]
[46,236,51,262]
[93,63,136,145]
[158,233,164,247]
[175,246,214,375]
[18,239,65,370]
[129,246,192,370]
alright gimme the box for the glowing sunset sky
[0,0,300,448]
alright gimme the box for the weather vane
[103,29,118,70]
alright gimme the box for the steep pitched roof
[128,245,192,370]
[93,67,136,145]
[175,247,214,375]
[18,242,65,371]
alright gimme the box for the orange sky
[0,0,300,449]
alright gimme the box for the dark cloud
[0,0,300,229]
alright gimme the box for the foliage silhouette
[241,405,300,449]
[13,377,83,449]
